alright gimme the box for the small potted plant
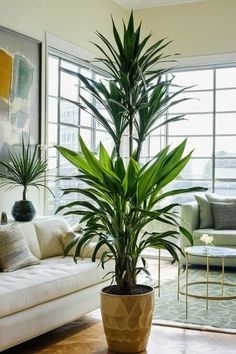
[0,136,51,221]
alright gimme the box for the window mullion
[78,66,81,152]
[212,69,216,192]
[91,71,96,152]
[57,59,61,174]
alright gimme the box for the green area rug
[153,267,236,331]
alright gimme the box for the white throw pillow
[34,217,69,259]
[206,192,236,204]
[60,231,108,259]
[195,193,213,228]
[59,231,79,256]
[17,222,41,259]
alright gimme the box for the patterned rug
[153,266,236,332]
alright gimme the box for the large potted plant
[56,137,204,353]
[0,137,51,221]
[55,11,205,354]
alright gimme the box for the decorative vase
[100,285,154,353]
[1,211,8,224]
[11,200,36,222]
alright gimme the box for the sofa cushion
[195,194,213,228]
[0,256,114,318]
[211,203,236,230]
[0,224,40,272]
[193,229,236,247]
[17,222,41,259]
[34,217,69,259]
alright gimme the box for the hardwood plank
[4,311,236,354]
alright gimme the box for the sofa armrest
[180,201,199,249]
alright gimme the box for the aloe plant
[55,138,205,294]
[0,137,50,200]
[65,12,188,160]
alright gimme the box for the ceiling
[113,0,205,10]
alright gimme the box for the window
[158,67,236,203]
[47,54,113,218]
[47,54,236,217]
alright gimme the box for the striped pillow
[0,224,40,272]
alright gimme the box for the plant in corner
[56,11,205,354]
[0,137,51,221]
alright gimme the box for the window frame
[46,48,109,217]
[157,62,236,199]
[45,41,236,214]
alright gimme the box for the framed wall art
[0,26,41,162]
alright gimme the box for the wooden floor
[5,311,236,354]
[4,258,236,354]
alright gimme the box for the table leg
[221,257,224,295]
[206,255,209,310]
[186,253,188,319]
[158,248,161,297]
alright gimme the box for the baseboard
[152,319,236,334]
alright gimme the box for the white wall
[0,0,128,51]
[135,0,236,58]
[0,188,40,220]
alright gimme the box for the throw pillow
[194,193,213,228]
[60,231,108,258]
[18,222,41,259]
[211,203,236,230]
[34,217,69,259]
[71,223,83,233]
[206,192,236,204]
[0,224,40,272]
[195,192,236,229]
[60,231,80,256]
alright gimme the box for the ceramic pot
[11,200,36,221]
[101,285,154,353]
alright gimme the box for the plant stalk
[23,187,27,201]
[115,142,120,158]
[135,139,144,162]
[129,112,135,157]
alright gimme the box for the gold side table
[179,246,236,319]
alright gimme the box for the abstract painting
[0,26,41,163]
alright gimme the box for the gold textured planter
[101,286,154,353]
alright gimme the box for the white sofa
[180,201,236,267]
[0,217,113,352]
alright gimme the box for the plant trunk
[135,138,143,162]
[115,142,120,158]
[115,262,137,294]
[129,112,135,158]
[23,187,27,201]
[129,120,133,158]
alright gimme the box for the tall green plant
[55,138,205,294]
[0,137,51,200]
[68,12,188,160]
